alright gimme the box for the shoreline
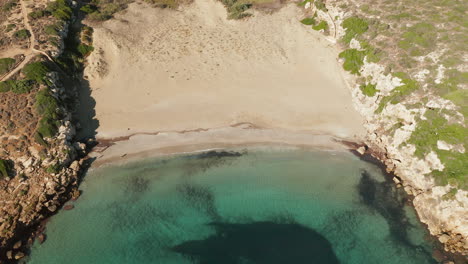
[88,124,362,168]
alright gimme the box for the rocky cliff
[303,0,467,255]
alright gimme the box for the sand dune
[82,0,365,145]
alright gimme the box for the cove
[28,148,437,264]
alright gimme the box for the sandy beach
[80,0,365,161]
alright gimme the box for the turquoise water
[28,149,436,264]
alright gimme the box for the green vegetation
[144,0,179,8]
[85,0,129,21]
[300,17,316,26]
[35,88,60,138]
[77,44,94,56]
[376,73,419,113]
[5,24,16,32]
[46,162,61,174]
[47,0,72,21]
[0,159,11,179]
[408,110,468,188]
[314,0,327,11]
[297,0,310,7]
[0,58,15,75]
[44,24,59,36]
[220,0,252,19]
[312,21,328,31]
[338,49,365,74]
[80,4,97,14]
[13,29,30,40]
[0,80,35,93]
[342,17,368,44]
[360,83,378,96]
[442,188,458,200]
[29,9,48,19]
[2,0,17,11]
[398,22,437,56]
[23,62,50,85]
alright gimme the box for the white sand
[82,0,365,161]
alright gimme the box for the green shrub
[46,163,61,174]
[47,0,72,21]
[2,0,17,11]
[77,44,94,56]
[0,82,10,92]
[5,24,16,32]
[360,83,378,96]
[314,0,327,11]
[0,58,15,75]
[80,4,97,14]
[34,131,48,146]
[35,88,60,138]
[338,49,365,74]
[398,23,436,51]
[0,159,12,179]
[13,29,30,39]
[376,73,419,113]
[23,62,50,84]
[312,21,328,31]
[29,9,48,19]
[300,17,316,26]
[297,0,310,7]
[408,110,468,189]
[44,24,59,35]
[342,17,368,44]
[0,80,34,94]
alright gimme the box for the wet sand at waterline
[80,0,365,150]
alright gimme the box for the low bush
[0,57,15,75]
[338,49,365,74]
[35,88,59,138]
[376,73,419,113]
[408,110,468,189]
[0,80,34,93]
[360,83,378,96]
[44,25,59,35]
[23,62,50,84]
[342,17,368,44]
[29,9,48,19]
[47,0,72,21]
[2,0,17,11]
[77,44,94,56]
[300,17,316,25]
[5,23,16,32]
[0,159,12,179]
[13,29,30,39]
[314,0,327,11]
[312,21,328,31]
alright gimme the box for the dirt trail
[0,0,54,81]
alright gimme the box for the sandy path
[82,0,365,156]
[0,0,54,81]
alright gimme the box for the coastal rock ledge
[308,2,468,256]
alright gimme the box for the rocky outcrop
[305,2,467,255]
[0,69,89,262]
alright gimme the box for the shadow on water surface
[172,221,340,264]
[357,170,436,263]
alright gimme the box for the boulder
[63,204,74,210]
[357,146,366,155]
[14,251,25,260]
[38,233,46,244]
[13,241,21,249]
[439,234,451,244]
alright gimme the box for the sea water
[28,148,436,264]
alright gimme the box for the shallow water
[29,148,436,264]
